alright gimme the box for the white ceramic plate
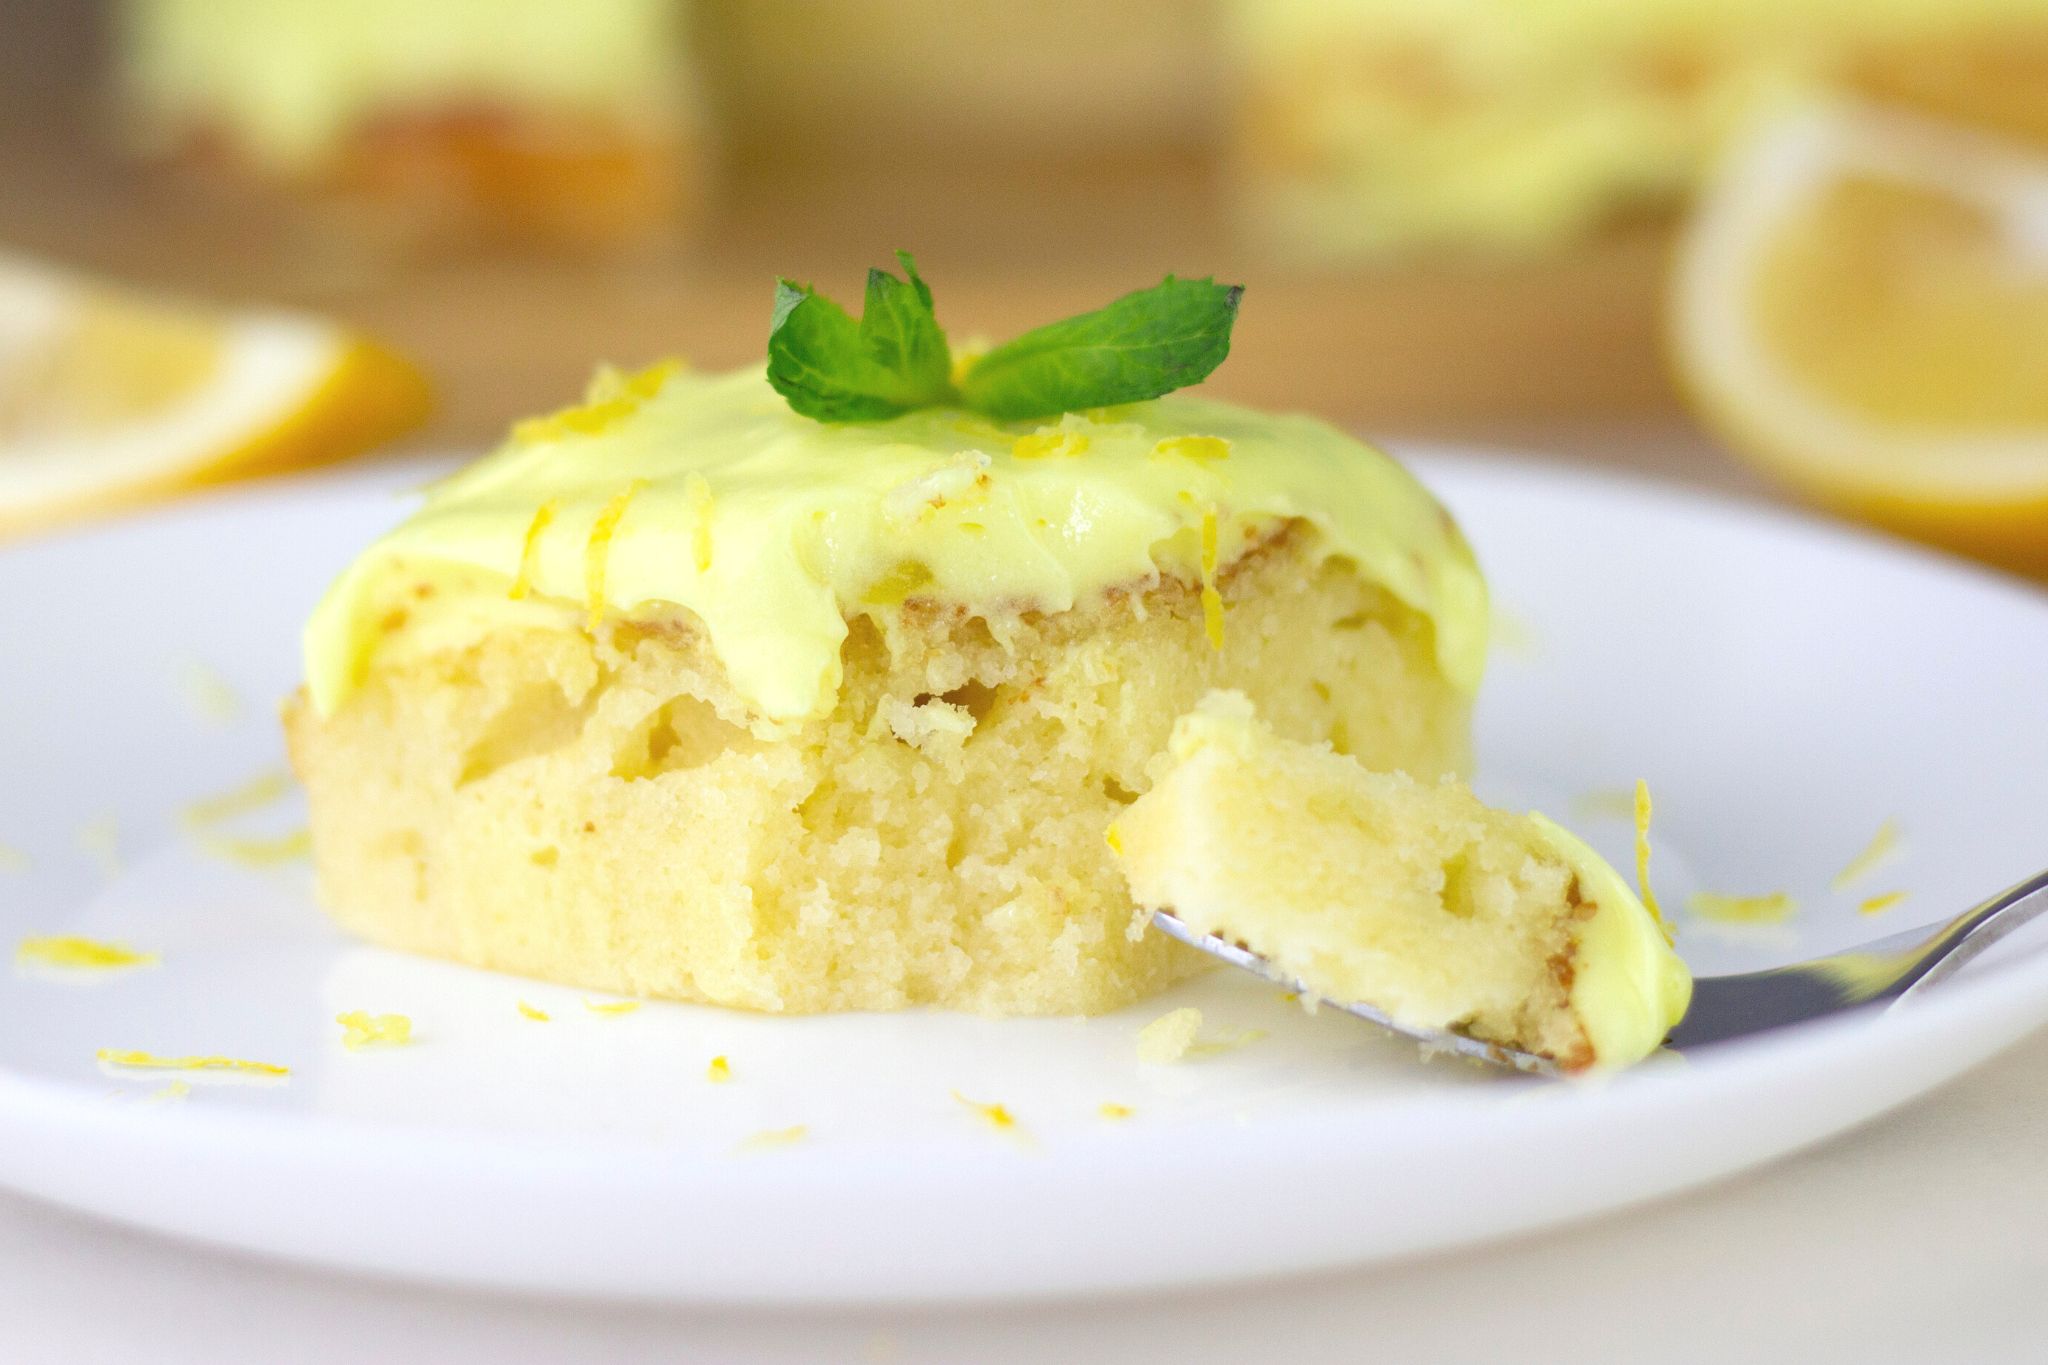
[4,451,2048,1306]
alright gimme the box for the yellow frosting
[1527,816,1695,1067]
[304,366,1489,726]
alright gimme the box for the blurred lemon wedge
[1672,103,2048,575]
[0,256,429,539]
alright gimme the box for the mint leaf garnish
[955,277,1242,422]
[765,257,1241,424]
[767,251,954,421]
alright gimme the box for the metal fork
[1150,866,2048,1077]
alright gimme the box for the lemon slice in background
[0,256,429,539]
[1672,103,2048,575]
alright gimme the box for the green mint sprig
[766,253,1242,424]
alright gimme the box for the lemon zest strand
[194,828,312,866]
[1687,891,1799,925]
[583,998,641,1016]
[517,1000,551,1021]
[584,481,646,632]
[97,1049,288,1078]
[1833,819,1902,890]
[510,497,560,601]
[685,473,715,573]
[1633,780,1676,945]
[1153,435,1230,462]
[336,1011,412,1050]
[952,1090,1021,1134]
[180,769,292,828]
[1860,890,1909,915]
[1199,509,1224,651]
[1099,1103,1134,1121]
[16,935,158,971]
[707,1055,732,1083]
[737,1124,809,1151]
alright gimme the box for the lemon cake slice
[1111,693,1690,1068]
[285,267,1487,1015]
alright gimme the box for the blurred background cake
[0,0,2043,574]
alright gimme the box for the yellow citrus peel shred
[1011,430,1091,461]
[1153,435,1230,463]
[584,479,647,632]
[952,1091,1021,1134]
[1687,891,1799,925]
[1633,780,1676,945]
[97,1049,289,1078]
[1099,1103,1134,1121]
[514,359,680,445]
[510,497,560,601]
[1834,819,1902,890]
[16,935,159,971]
[685,472,715,573]
[195,829,313,866]
[738,1124,809,1151]
[180,769,292,828]
[707,1055,732,1083]
[517,1000,550,1022]
[336,1011,413,1050]
[583,998,641,1017]
[1860,890,1909,915]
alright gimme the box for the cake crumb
[177,659,242,724]
[1860,890,1908,915]
[1137,1006,1204,1064]
[16,935,159,972]
[517,1000,551,1022]
[1834,819,1903,890]
[1686,891,1798,925]
[738,1124,808,1152]
[1098,1102,1134,1121]
[707,1055,732,1083]
[336,1011,413,1050]
[97,1049,289,1079]
[583,998,641,1017]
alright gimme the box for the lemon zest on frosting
[16,935,158,971]
[583,480,647,632]
[583,998,641,1016]
[1632,780,1675,945]
[517,1000,551,1021]
[1154,435,1230,463]
[707,1055,732,1083]
[336,1011,412,1050]
[97,1049,288,1077]
[510,497,560,601]
[1199,509,1224,651]
[1012,430,1091,460]
[684,472,715,573]
[1687,891,1798,925]
[1860,890,1908,915]
[1834,819,1902,890]
[181,769,292,828]
[515,359,680,446]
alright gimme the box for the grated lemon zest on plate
[1686,891,1799,925]
[0,842,27,873]
[583,480,647,632]
[509,497,560,601]
[16,935,159,971]
[76,816,120,877]
[1199,509,1224,651]
[97,1049,288,1078]
[1833,819,1903,890]
[147,1081,191,1104]
[583,998,641,1016]
[517,1000,551,1022]
[336,1011,412,1050]
[1136,1006,1204,1064]
[195,828,312,866]
[177,659,242,724]
[1860,890,1909,915]
[738,1124,808,1151]
[952,1091,1022,1134]
[1153,435,1230,463]
[1098,1102,1134,1121]
[685,472,715,573]
[707,1055,732,1083]
[1633,780,1675,945]
[180,769,292,828]
[1012,430,1091,461]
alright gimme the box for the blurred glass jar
[115,0,706,258]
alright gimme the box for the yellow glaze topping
[1525,817,1694,1068]
[305,366,1488,725]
